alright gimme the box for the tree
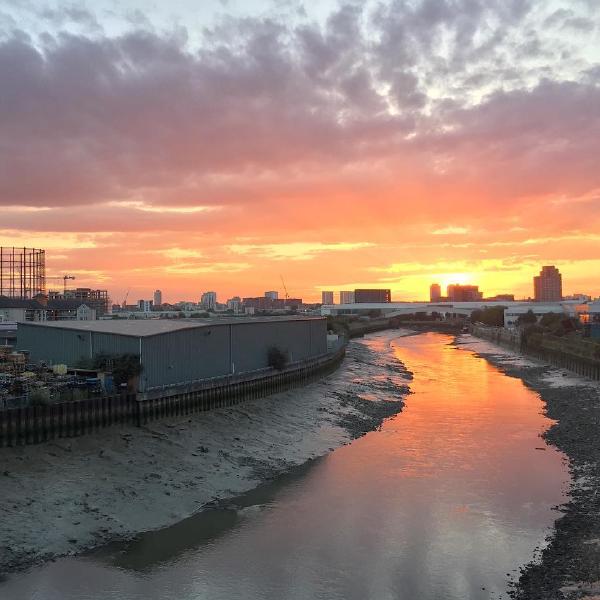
[267,346,288,370]
[517,310,537,326]
[539,312,562,328]
[470,306,505,327]
[29,388,50,406]
[93,354,143,388]
[521,324,544,348]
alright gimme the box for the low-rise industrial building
[503,303,580,328]
[17,317,327,392]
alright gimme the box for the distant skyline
[1,1,599,303]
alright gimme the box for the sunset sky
[1,0,599,303]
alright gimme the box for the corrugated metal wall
[17,325,139,366]
[141,325,230,390]
[17,319,328,391]
[142,320,327,390]
[230,320,326,373]
[18,324,92,365]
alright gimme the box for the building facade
[354,289,391,303]
[243,297,303,311]
[0,296,96,322]
[447,285,483,302]
[339,291,355,304]
[153,289,162,306]
[201,291,217,311]
[49,288,110,316]
[321,291,334,305]
[504,303,577,329]
[430,283,441,302]
[226,296,242,313]
[17,317,328,392]
[534,266,562,302]
[264,291,279,300]
[138,299,153,313]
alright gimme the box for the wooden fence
[0,346,346,447]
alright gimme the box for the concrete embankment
[347,317,461,338]
[457,334,600,600]
[0,332,413,575]
[470,325,600,381]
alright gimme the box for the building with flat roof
[447,284,483,302]
[17,317,328,392]
[201,291,217,311]
[430,283,441,302]
[49,288,109,316]
[321,291,334,305]
[534,266,562,302]
[153,290,162,306]
[339,291,355,304]
[504,303,578,328]
[354,289,391,303]
[242,297,303,311]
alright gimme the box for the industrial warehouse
[16,317,328,393]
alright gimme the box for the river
[1,332,569,600]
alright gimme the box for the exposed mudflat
[0,332,413,575]
[457,334,600,600]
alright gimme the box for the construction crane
[280,274,289,301]
[47,275,75,294]
[122,287,131,308]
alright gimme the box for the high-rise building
[339,290,355,304]
[153,289,162,306]
[446,285,483,302]
[201,291,217,310]
[138,299,153,312]
[354,289,391,303]
[264,290,279,300]
[321,291,334,305]
[534,266,562,302]
[226,296,241,313]
[430,283,442,302]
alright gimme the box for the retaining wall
[0,346,346,447]
[470,325,600,381]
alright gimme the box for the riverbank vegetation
[470,306,506,327]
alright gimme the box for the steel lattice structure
[0,247,46,299]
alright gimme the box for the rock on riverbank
[0,332,412,575]
[457,334,600,600]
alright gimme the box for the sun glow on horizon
[434,273,474,292]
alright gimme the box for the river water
[1,332,568,600]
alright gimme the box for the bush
[521,324,544,349]
[470,306,506,327]
[29,388,50,406]
[93,353,143,387]
[517,310,538,326]
[267,346,288,370]
[326,316,350,336]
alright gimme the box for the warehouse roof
[18,316,324,338]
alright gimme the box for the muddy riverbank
[1,330,569,600]
[457,334,600,600]
[0,333,413,575]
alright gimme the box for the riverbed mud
[457,334,600,600]
[0,332,412,575]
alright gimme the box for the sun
[436,272,473,292]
